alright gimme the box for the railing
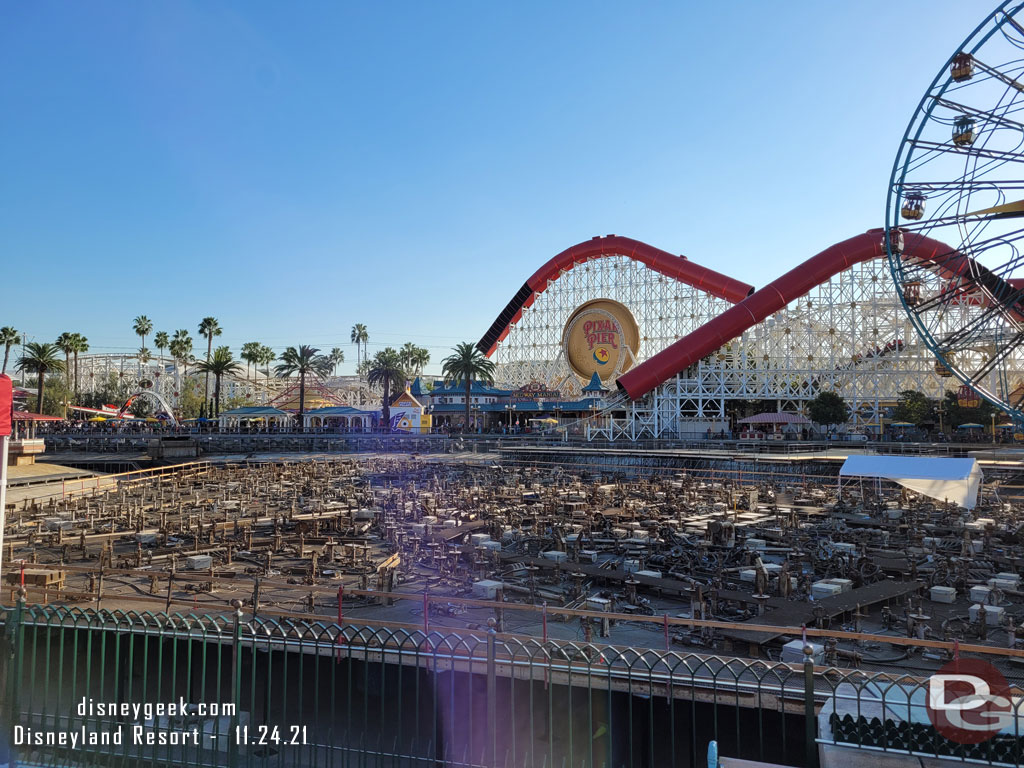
[0,600,813,768]
[2,599,1024,767]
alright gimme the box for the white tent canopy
[838,455,983,510]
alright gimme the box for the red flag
[0,374,11,437]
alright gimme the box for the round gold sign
[561,298,640,382]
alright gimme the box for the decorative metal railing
[1,600,1022,767]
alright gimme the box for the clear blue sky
[0,1,984,373]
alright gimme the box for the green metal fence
[2,600,1020,767]
[0,600,817,768]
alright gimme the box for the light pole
[505,403,516,428]
[992,412,997,445]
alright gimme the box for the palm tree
[400,342,417,373]
[133,316,153,351]
[170,330,194,378]
[198,317,222,416]
[70,333,88,401]
[55,332,75,388]
[258,345,276,390]
[16,342,65,414]
[154,331,169,362]
[275,345,332,427]
[241,342,261,385]
[366,348,406,431]
[351,324,368,370]
[412,345,430,375]
[138,347,151,365]
[0,327,20,375]
[329,347,344,376]
[441,342,496,433]
[193,346,241,418]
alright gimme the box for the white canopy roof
[839,455,983,510]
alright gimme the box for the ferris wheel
[886,0,1024,421]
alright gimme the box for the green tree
[807,390,848,429]
[154,331,170,361]
[170,330,194,378]
[441,342,496,433]
[258,345,276,389]
[241,342,262,385]
[893,389,935,426]
[175,378,205,420]
[0,327,20,375]
[275,345,332,426]
[942,390,998,431]
[329,347,344,375]
[198,317,222,415]
[193,346,241,418]
[132,315,153,351]
[351,324,368,370]
[55,332,75,389]
[367,348,407,431]
[70,333,89,402]
[16,342,66,415]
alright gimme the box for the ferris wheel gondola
[886,0,1024,423]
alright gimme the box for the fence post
[230,599,243,768]
[6,588,25,768]
[803,644,819,768]
[487,621,497,766]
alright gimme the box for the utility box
[811,581,843,600]
[745,538,767,551]
[469,533,490,545]
[186,555,213,570]
[541,551,568,563]
[824,578,854,594]
[635,569,662,579]
[578,550,598,563]
[930,586,956,604]
[970,585,992,603]
[586,597,611,612]
[472,580,503,600]
[970,604,1006,625]
[739,569,756,583]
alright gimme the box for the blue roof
[219,406,291,417]
[582,372,608,392]
[428,398,602,413]
[306,406,379,416]
[429,380,513,396]
[410,377,425,397]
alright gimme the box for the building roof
[12,410,63,422]
[428,380,514,397]
[391,390,423,409]
[410,377,425,397]
[219,406,291,418]
[581,372,608,393]
[428,398,602,414]
[305,406,379,416]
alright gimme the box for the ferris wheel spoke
[932,96,1024,132]
[963,328,1024,383]
[933,301,1015,351]
[906,139,1024,165]
[968,56,1024,93]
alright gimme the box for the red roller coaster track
[475,235,754,357]
[616,229,971,400]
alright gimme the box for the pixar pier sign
[561,298,640,383]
